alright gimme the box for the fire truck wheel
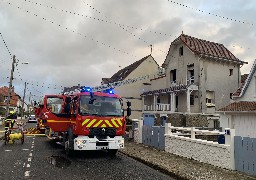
[65,128,74,155]
[107,149,118,156]
[21,132,24,144]
[4,131,9,145]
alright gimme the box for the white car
[27,115,37,123]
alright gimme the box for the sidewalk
[120,140,256,180]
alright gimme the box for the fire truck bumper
[74,136,124,150]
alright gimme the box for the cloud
[0,0,256,103]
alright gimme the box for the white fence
[132,120,235,170]
[165,124,235,170]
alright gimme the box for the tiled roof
[232,74,248,97]
[218,101,256,112]
[102,55,152,84]
[162,33,246,67]
[141,84,188,96]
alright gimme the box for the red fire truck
[39,87,131,155]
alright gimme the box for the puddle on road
[47,155,71,168]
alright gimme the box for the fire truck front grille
[89,128,116,137]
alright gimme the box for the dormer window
[179,46,183,56]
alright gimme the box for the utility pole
[21,82,27,119]
[5,55,16,117]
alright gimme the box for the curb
[119,150,187,180]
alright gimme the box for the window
[206,98,212,103]
[4,96,8,102]
[190,95,194,105]
[230,93,233,99]
[170,69,177,83]
[157,96,160,104]
[214,120,220,129]
[179,46,183,56]
[229,69,233,76]
[206,91,215,107]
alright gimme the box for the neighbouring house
[102,55,160,119]
[141,33,247,128]
[217,60,256,138]
[0,86,22,114]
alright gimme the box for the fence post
[138,119,143,143]
[165,123,172,135]
[225,128,235,170]
[191,127,195,139]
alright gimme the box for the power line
[166,0,254,26]
[3,0,137,58]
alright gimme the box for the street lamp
[5,55,29,117]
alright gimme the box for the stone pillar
[132,119,143,143]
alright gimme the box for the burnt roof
[102,55,152,84]
[232,74,248,97]
[162,33,247,67]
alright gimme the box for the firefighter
[5,110,17,130]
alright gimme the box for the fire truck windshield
[80,95,123,116]
[46,97,63,114]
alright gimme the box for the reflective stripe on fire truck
[82,118,123,128]
[47,120,71,123]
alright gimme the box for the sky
[0,0,256,103]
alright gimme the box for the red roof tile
[218,101,256,112]
[162,34,246,67]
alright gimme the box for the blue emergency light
[80,86,92,92]
[103,88,114,94]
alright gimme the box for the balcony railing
[144,103,171,112]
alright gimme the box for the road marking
[25,134,45,136]
[31,146,34,148]
[5,149,12,152]
[24,171,30,177]
[22,149,29,151]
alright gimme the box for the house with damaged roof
[141,33,247,128]
[217,60,256,138]
[102,55,160,120]
[0,86,22,115]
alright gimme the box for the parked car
[27,115,37,123]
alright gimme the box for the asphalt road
[0,122,174,180]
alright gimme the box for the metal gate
[234,136,256,176]
[143,114,154,127]
[142,125,165,150]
